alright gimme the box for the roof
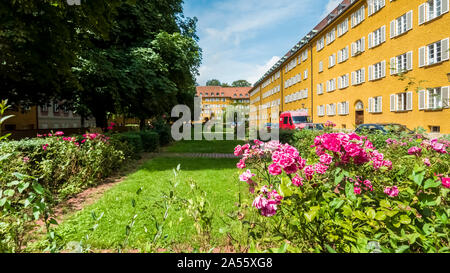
[196,86,251,99]
[252,0,355,88]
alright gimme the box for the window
[317,83,324,95]
[338,74,349,89]
[327,103,337,116]
[318,61,323,72]
[327,79,336,92]
[351,6,365,28]
[391,92,413,111]
[338,46,349,63]
[317,37,325,51]
[318,105,325,116]
[301,50,308,61]
[352,68,365,85]
[328,53,336,68]
[420,87,450,109]
[368,26,386,48]
[429,126,441,133]
[369,96,383,113]
[41,104,48,112]
[53,102,59,113]
[338,101,349,115]
[326,28,336,44]
[390,52,413,74]
[419,0,449,24]
[368,0,386,16]
[419,38,449,67]
[369,61,386,80]
[351,37,365,56]
[337,19,349,37]
[304,69,308,79]
[390,11,413,38]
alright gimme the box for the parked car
[303,123,324,131]
[279,111,311,130]
[355,123,414,135]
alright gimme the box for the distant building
[2,101,96,131]
[196,86,251,121]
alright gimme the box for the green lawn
[47,157,251,252]
[165,139,246,153]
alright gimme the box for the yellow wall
[2,107,37,130]
[249,0,450,133]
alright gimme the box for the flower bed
[234,132,449,253]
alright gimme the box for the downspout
[309,44,314,123]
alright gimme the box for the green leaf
[18,182,30,193]
[278,178,293,197]
[4,189,14,197]
[395,245,410,253]
[413,172,425,187]
[375,211,387,221]
[0,153,11,161]
[334,170,345,186]
[424,178,441,190]
[0,197,7,207]
[304,206,320,222]
[32,182,44,195]
[366,208,376,219]
[399,214,411,225]
[354,210,367,221]
[325,244,337,253]
[345,182,356,202]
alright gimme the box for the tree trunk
[94,112,108,129]
[139,119,145,131]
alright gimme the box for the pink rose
[292,174,304,187]
[319,153,333,165]
[268,163,282,176]
[441,177,450,189]
[384,186,399,197]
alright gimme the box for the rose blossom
[268,163,282,176]
[441,177,450,189]
[292,174,304,187]
[423,158,431,167]
[384,186,399,197]
[319,153,333,165]
[408,146,422,156]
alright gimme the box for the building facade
[2,101,96,131]
[249,0,450,133]
[196,86,251,122]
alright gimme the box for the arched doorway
[355,101,364,126]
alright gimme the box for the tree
[0,0,124,106]
[232,80,252,87]
[206,79,221,86]
[221,82,231,87]
[74,0,202,128]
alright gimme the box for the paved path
[149,152,236,159]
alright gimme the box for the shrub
[234,134,449,253]
[139,131,159,152]
[111,132,143,156]
[150,119,172,146]
[278,129,296,144]
[0,133,126,200]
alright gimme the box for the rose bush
[235,132,449,253]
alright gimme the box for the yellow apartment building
[196,86,251,122]
[249,0,450,133]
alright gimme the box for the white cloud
[184,0,332,86]
[320,0,342,19]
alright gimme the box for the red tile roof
[196,86,251,98]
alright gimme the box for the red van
[279,111,311,130]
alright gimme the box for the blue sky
[183,0,342,86]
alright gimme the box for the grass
[41,157,251,252]
[165,139,246,154]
